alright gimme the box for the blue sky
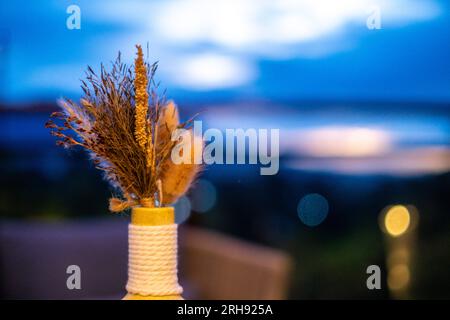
[0,0,449,104]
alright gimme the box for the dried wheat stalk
[46,45,201,212]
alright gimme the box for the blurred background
[1,0,449,299]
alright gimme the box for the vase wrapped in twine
[123,206,183,300]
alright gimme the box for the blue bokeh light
[297,193,329,227]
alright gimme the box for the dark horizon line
[1,97,449,114]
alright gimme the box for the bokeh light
[388,264,410,290]
[384,205,411,237]
[174,196,192,224]
[297,193,329,227]
[190,179,217,213]
[387,248,410,268]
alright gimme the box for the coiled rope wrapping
[126,224,183,296]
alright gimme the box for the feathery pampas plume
[46,45,202,212]
[156,102,203,205]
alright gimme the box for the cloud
[93,0,442,56]
[86,0,442,89]
[164,53,257,90]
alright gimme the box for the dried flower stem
[134,45,149,150]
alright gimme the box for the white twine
[126,224,183,296]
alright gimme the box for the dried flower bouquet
[46,45,200,212]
